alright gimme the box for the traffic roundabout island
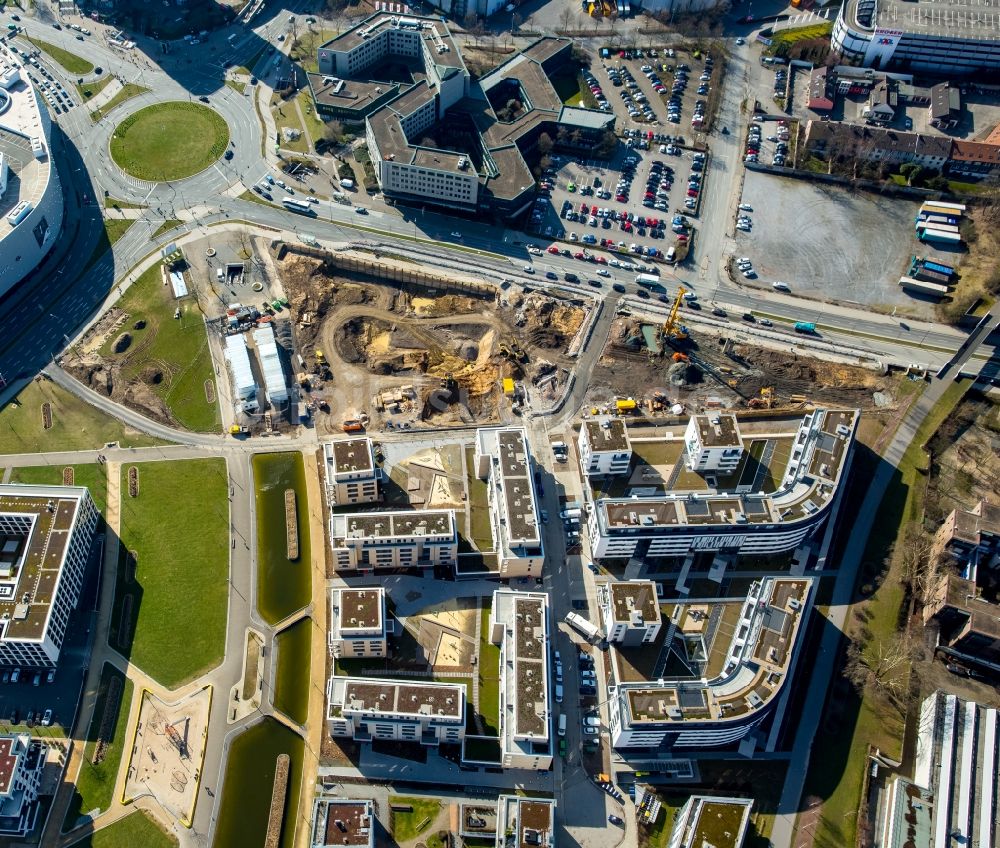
[110,101,230,183]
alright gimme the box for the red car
[687,188,698,197]
[574,251,585,260]
[676,234,688,242]
[623,222,633,232]
[547,246,560,254]
[615,194,627,202]
[595,255,608,264]
[580,203,589,214]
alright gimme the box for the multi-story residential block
[684,414,744,474]
[323,438,380,507]
[0,733,44,836]
[490,590,552,770]
[600,581,661,646]
[494,796,555,848]
[607,578,811,750]
[475,428,544,577]
[932,499,1000,573]
[0,485,98,667]
[311,798,375,848]
[329,587,388,659]
[587,409,858,560]
[667,796,753,848]
[326,677,465,746]
[923,573,1000,673]
[329,509,457,572]
[578,418,632,477]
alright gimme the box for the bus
[899,276,949,297]
[920,200,966,214]
[281,198,315,216]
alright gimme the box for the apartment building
[667,796,753,848]
[329,509,457,572]
[607,578,811,750]
[323,438,380,507]
[329,587,388,659]
[923,573,1000,673]
[495,796,555,848]
[0,734,44,836]
[474,428,544,577]
[587,409,858,560]
[803,120,952,170]
[684,414,744,474]
[932,499,1000,574]
[578,418,632,477]
[490,590,553,770]
[326,677,465,746]
[600,581,662,646]
[311,799,375,848]
[0,485,98,668]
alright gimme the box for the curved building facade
[833,0,1000,74]
[0,52,63,298]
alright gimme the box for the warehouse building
[329,509,458,572]
[0,485,98,668]
[251,325,288,406]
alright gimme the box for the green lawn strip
[90,83,150,122]
[465,447,493,551]
[151,219,183,239]
[805,379,971,848]
[113,459,229,687]
[67,810,176,848]
[238,189,275,208]
[74,74,112,103]
[297,89,327,145]
[85,219,134,271]
[110,102,229,182]
[272,97,309,154]
[25,36,93,74]
[10,464,107,515]
[390,795,441,842]
[62,665,134,829]
[0,379,163,454]
[104,197,146,210]
[477,601,501,736]
[99,263,219,433]
[766,22,832,53]
[225,79,246,95]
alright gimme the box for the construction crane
[661,287,689,343]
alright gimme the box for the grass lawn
[85,219,134,271]
[99,263,219,433]
[75,74,113,103]
[0,378,162,454]
[767,21,833,52]
[803,379,971,848]
[225,79,247,95]
[67,811,176,848]
[110,102,229,182]
[297,89,327,146]
[390,796,440,842]
[271,95,309,154]
[112,459,229,687]
[288,27,338,73]
[90,83,150,122]
[238,189,274,208]
[478,601,501,736]
[26,36,93,74]
[62,665,134,829]
[10,464,108,515]
[465,447,493,552]
[151,219,183,239]
[104,197,146,211]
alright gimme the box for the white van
[666,246,677,263]
[555,684,564,703]
[560,508,582,522]
[558,714,567,736]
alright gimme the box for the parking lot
[735,170,947,315]
[742,115,791,171]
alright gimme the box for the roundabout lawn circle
[110,101,230,182]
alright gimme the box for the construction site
[275,246,587,435]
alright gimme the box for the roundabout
[110,101,230,183]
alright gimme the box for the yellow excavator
[661,287,689,343]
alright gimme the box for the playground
[122,686,211,826]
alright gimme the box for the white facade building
[684,414,744,474]
[223,333,258,409]
[0,52,63,298]
[329,586,387,659]
[600,581,661,647]
[0,734,44,836]
[0,485,98,668]
[322,438,380,507]
[326,676,465,746]
[251,324,288,406]
[311,799,375,848]
[329,509,457,572]
[494,796,555,848]
[667,796,753,848]
[490,590,553,770]
[475,428,545,577]
[578,418,632,477]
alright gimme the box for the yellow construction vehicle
[661,287,689,342]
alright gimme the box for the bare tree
[844,634,911,704]
[559,7,574,32]
[323,119,345,146]
[899,522,936,609]
[537,132,554,156]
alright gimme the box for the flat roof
[496,429,540,547]
[681,798,753,848]
[334,509,455,541]
[307,72,402,114]
[331,676,464,719]
[861,0,1000,42]
[0,737,17,796]
[0,487,88,643]
[335,587,383,633]
[318,799,373,847]
[512,595,547,738]
[323,14,463,69]
[694,413,742,448]
[609,581,659,627]
[584,419,631,453]
[621,578,810,726]
[518,800,553,848]
[328,437,375,476]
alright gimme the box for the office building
[0,51,63,297]
[329,586,387,659]
[490,589,553,770]
[600,581,661,646]
[832,0,1000,73]
[0,734,44,836]
[578,418,632,477]
[586,409,859,560]
[329,509,457,572]
[684,414,744,474]
[326,676,465,746]
[667,796,753,848]
[0,485,98,668]
[607,578,811,750]
[494,796,555,848]
[475,428,544,577]
[323,438,380,507]
[311,798,375,848]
